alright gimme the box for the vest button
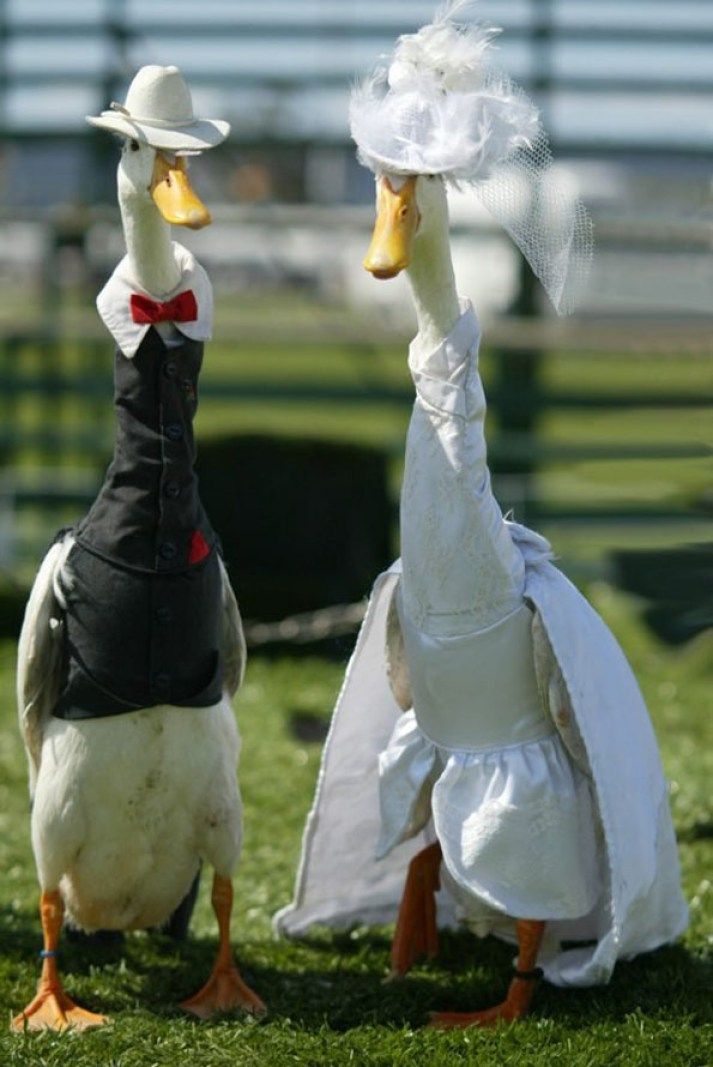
[164,481,181,499]
[163,360,178,379]
[153,672,170,693]
[159,541,176,560]
[165,422,183,442]
[155,606,172,624]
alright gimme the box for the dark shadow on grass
[4,906,711,1031]
[157,927,713,1033]
[0,903,125,972]
[239,930,713,1033]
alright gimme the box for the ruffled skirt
[377,711,601,925]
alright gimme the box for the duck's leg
[430,918,545,1029]
[390,841,442,977]
[11,890,108,1032]
[180,873,266,1019]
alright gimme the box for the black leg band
[513,966,543,981]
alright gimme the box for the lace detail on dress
[456,792,585,915]
[377,711,599,921]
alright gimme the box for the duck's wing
[531,607,592,777]
[17,535,73,796]
[218,557,246,698]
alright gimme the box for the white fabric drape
[274,309,688,987]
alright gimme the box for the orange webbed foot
[11,982,109,1033]
[429,1001,524,1029]
[181,873,267,1021]
[428,971,540,1029]
[180,963,266,1021]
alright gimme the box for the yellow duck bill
[363,174,420,279]
[150,153,212,229]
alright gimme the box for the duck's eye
[130,139,140,152]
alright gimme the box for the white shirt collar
[96,242,213,359]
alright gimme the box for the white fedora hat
[86,64,230,151]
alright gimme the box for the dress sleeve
[407,300,481,419]
[399,301,526,635]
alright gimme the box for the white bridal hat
[350,0,593,314]
[87,64,230,152]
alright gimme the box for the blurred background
[0,0,710,646]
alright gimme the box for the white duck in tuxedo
[13,65,265,1031]
[275,3,687,1028]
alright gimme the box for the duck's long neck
[406,203,460,353]
[399,179,526,633]
[119,196,181,299]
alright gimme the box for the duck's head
[351,3,592,312]
[87,65,230,231]
[363,172,449,279]
[117,138,212,230]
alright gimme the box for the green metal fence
[0,1,709,593]
[0,321,708,571]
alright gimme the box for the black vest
[54,327,224,719]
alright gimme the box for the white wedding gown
[376,302,599,927]
[275,303,687,989]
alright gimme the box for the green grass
[0,586,711,1065]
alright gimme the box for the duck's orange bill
[363,175,420,279]
[150,153,212,230]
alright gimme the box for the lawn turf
[0,585,711,1065]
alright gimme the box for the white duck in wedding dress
[12,65,265,1031]
[275,2,688,1028]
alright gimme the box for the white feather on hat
[350,2,538,183]
[350,0,594,314]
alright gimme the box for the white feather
[392,3,499,94]
[351,73,537,185]
[432,0,480,24]
[31,697,242,930]
[17,534,74,795]
[350,2,538,185]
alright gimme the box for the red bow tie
[130,289,198,325]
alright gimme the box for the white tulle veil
[349,0,593,313]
